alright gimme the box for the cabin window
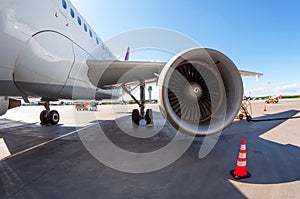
[96,37,99,45]
[89,30,93,38]
[70,8,75,18]
[84,24,88,32]
[62,0,67,9]
[77,16,82,26]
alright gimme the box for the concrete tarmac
[0,99,300,198]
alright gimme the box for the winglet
[124,47,130,61]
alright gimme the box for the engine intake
[158,48,243,136]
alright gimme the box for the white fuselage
[0,0,116,100]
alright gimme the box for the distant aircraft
[0,0,263,136]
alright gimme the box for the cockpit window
[62,0,67,9]
[70,8,75,18]
[77,16,82,26]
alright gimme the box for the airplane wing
[239,70,263,78]
[87,61,263,88]
[87,60,166,88]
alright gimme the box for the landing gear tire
[145,109,153,127]
[132,109,140,125]
[238,114,244,120]
[246,116,252,122]
[40,110,49,125]
[48,110,60,125]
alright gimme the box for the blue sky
[71,0,300,97]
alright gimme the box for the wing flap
[87,60,166,88]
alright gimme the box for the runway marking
[0,138,11,160]
[0,123,98,161]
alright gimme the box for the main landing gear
[39,101,60,125]
[122,82,154,127]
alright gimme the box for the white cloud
[247,83,300,97]
[274,83,300,93]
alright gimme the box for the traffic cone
[230,139,251,179]
[264,104,267,112]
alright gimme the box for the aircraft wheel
[40,110,49,125]
[145,109,153,126]
[48,110,60,125]
[132,109,140,125]
[246,116,252,122]
[238,114,244,120]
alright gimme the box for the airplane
[0,0,263,136]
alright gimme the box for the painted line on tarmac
[0,123,99,161]
[0,138,11,159]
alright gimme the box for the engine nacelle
[158,48,243,136]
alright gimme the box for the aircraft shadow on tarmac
[0,119,79,154]
[230,109,300,184]
[94,110,300,184]
[89,109,300,184]
[1,110,300,198]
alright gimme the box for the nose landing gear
[39,101,60,125]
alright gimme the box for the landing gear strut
[39,101,60,125]
[122,82,153,127]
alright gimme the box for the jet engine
[158,48,243,136]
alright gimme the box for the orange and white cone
[230,139,251,179]
[264,104,267,112]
